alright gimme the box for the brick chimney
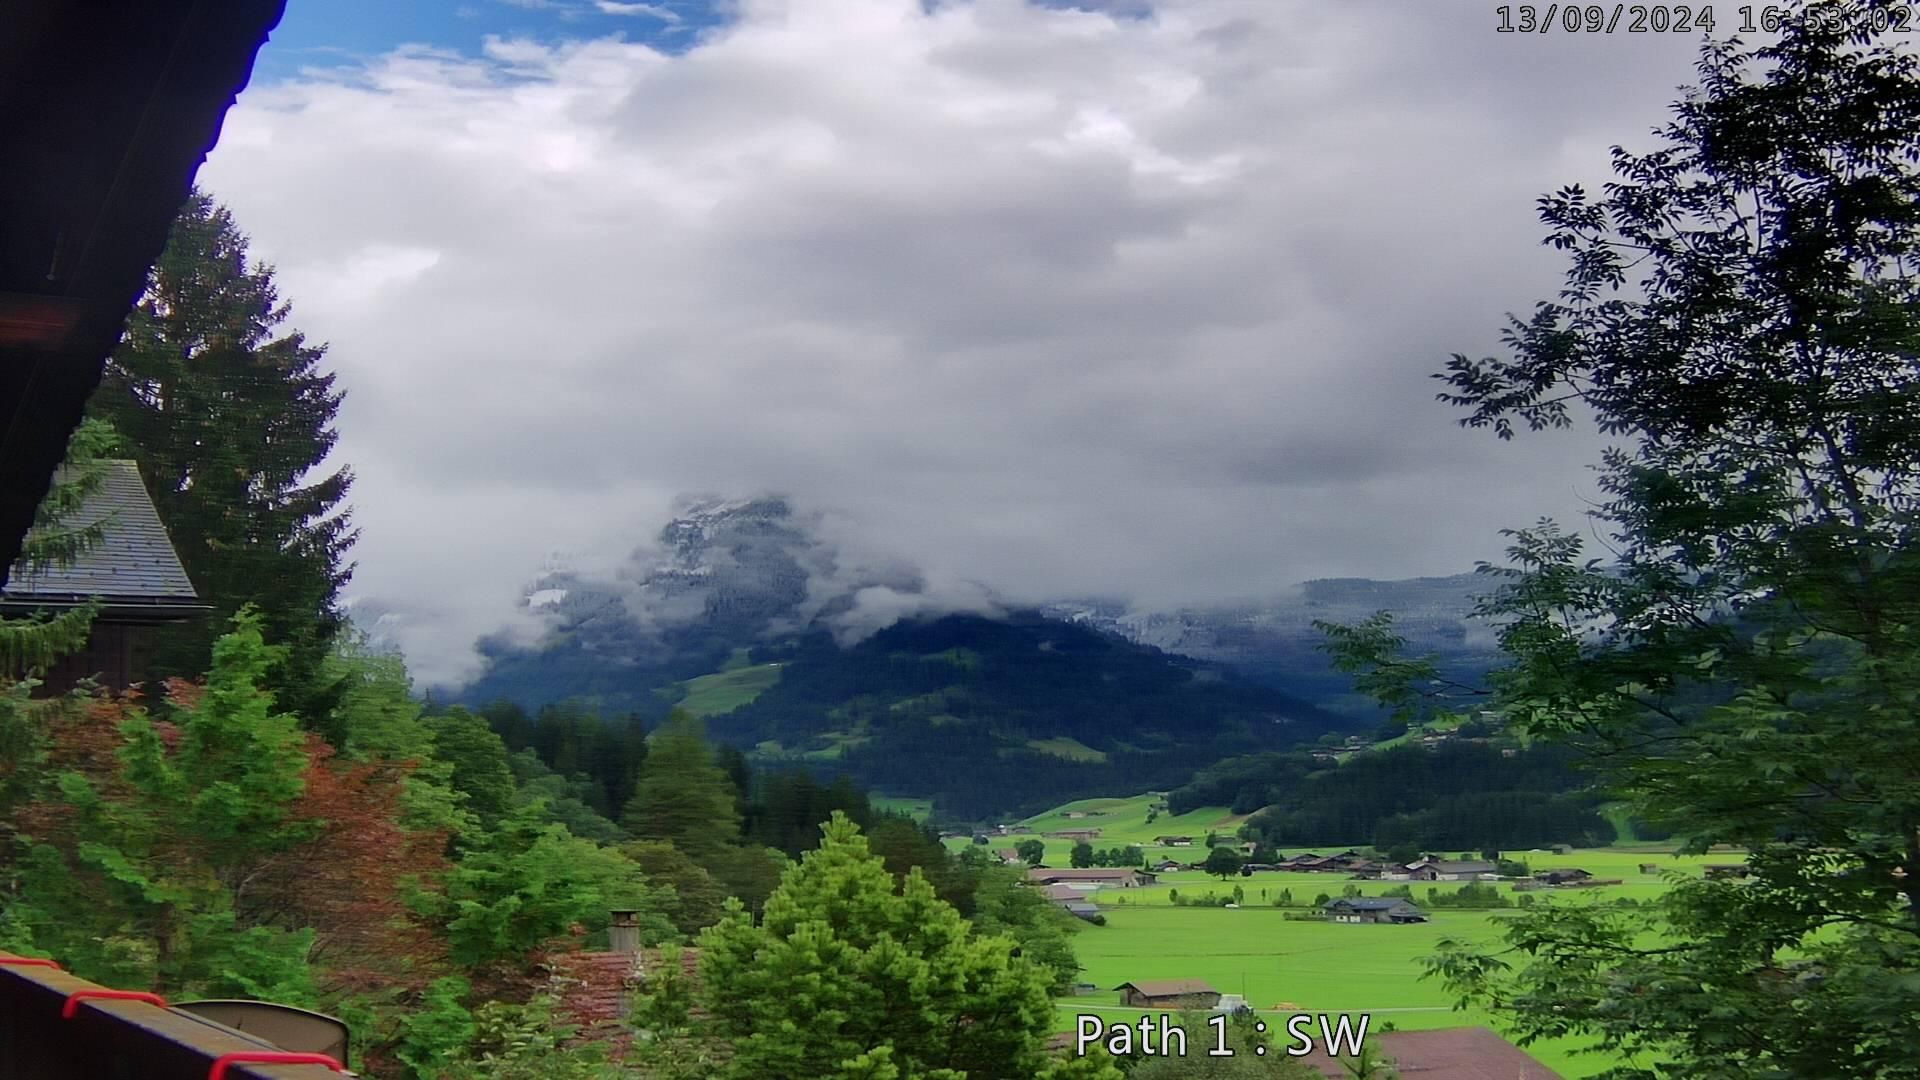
[608,909,640,956]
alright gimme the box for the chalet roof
[549,947,702,1029]
[1041,884,1084,901]
[548,950,642,1026]
[1326,897,1421,911]
[1411,859,1498,874]
[1112,979,1218,998]
[1027,867,1147,882]
[1300,1026,1561,1079]
[1,462,204,615]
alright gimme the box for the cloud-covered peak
[205,1,1702,685]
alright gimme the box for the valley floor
[942,794,1742,1078]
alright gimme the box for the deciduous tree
[1326,4,1920,1074]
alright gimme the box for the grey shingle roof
[1,461,203,609]
[1327,897,1421,911]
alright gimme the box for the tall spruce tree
[90,190,354,721]
[1324,3,1920,1075]
[621,710,741,859]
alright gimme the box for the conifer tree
[620,710,740,858]
[0,418,117,678]
[90,190,354,721]
[686,813,1069,1080]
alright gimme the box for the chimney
[608,909,639,956]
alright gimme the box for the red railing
[0,957,346,1078]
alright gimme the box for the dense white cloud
[201,0,1704,684]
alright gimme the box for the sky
[198,0,1712,685]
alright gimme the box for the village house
[1297,1027,1560,1079]
[1026,867,1157,889]
[1533,868,1594,886]
[547,910,705,1061]
[1405,859,1498,882]
[1113,979,1221,1010]
[1,461,209,695]
[1154,835,1195,847]
[994,848,1025,866]
[1060,900,1101,921]
[1323,897,1429,924]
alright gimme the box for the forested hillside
[706,612,1349,818]
[1171,741,1614,853]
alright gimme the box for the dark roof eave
[0,598,212,622]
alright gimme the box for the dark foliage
[1176,742,1611,851]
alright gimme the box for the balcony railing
[0,958,348,1078]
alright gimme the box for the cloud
[596,1,682,20]
[200,0,1705,685]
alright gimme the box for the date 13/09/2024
[1073,1013,1371,1059]
[1495,4,1914,34]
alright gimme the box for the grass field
[1022,737,1110,763]
[673,663,783,718]
[963,793,1740,1076]
[872,796,934,821]
[1054,905,1642,1077]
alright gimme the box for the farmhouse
[994,849,1025,866]
[1,461,209,695]
[1298,1026,1560,1079]
[1533,868,1594,886]
[1154,835,1195,847]
[1027,867,1157,888]
[1406,859,1497,881]
[1323,897,1428,924]
[1113,979,1221,1010]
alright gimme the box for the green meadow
[947,793,1744,1077]
[1053,905,1644,1078]
[672,662,784,718]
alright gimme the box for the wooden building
[1113,979,1221,1010]
[1,461,207,694]
[1324,897,1428,924]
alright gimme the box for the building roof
[1,462,204,615]
[1041,884,1085,901]
[548,950,643,1027]
[0,0,286,595]
[1326,897,1421,911]
[549,947,702,1029]
[1112,979,1218,998]
[1027,867,1147,882]
[1300,1026,1560,1079]
[1411,859,1498,874]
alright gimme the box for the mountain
[440,495,1505,816]
[1042,576,1501,716]
[701,611,1347,818]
